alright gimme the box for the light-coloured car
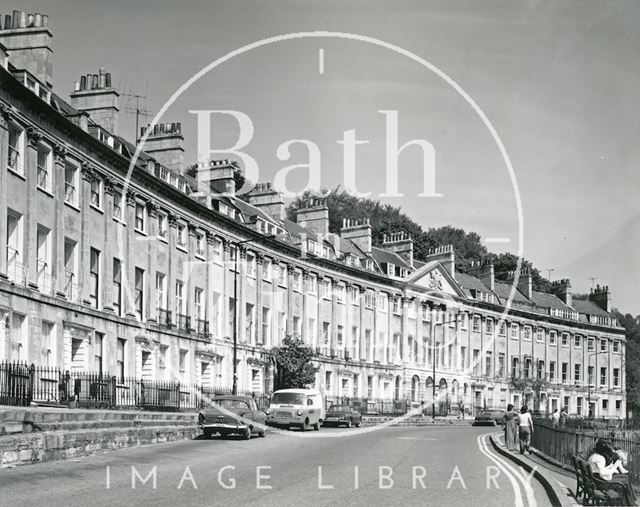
[266,388,325,431]
[198,395,267,439]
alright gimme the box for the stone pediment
[405,261,466,298]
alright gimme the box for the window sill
[7,167,26,180]
[134,228,148,237]
[90,204,104,214]
[37,186,54,198]
[195,253,206,261]
[176,245,188,254]
[64,201,81,212]
[156,235,168,243]
[113,217,126,226]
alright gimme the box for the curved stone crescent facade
[0,11,626,417]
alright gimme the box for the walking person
[518,405,534,454]
[503,404,519,451]
[551,408,560,428]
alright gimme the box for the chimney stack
[246,182,285,222]
[340,218,372,254]
[196,159,236,196]
[69,68,119,134]
[0,10,53,87]
[139,122,184,173]
[296,198,329,237]
[550,278,572,307]
[425,244,455,277]
[467,260,495,291]
[382,231,414,268]
[513,267,532,299]
[589,284,611,313]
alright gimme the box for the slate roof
[530,291,574,311]
[371,246,410,269]
[493,282,534,306]
[572,298,611,317]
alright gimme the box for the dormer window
[387,263,395,276]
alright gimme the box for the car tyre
[242,427,251,440]
[203,429,213,439]
[355,420,362,428]
[345,419,352,428]
[313,422,320,431]
[258,428,266,438]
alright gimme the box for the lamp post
[231,235,276,395]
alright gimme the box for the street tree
[271,335,319,390]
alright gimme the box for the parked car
[266,388,324,431]
[198,395,267,440]
[323,404,363,428]
[472,409,506,426]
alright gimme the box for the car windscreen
[329,405,349,411]
[214,399,251,410]
[271,393,306,405]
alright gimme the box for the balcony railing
[37,259,54,295]
[37,164,49,190]
[64,182,76,205]
[64,270,78,302]
[195,318,209,337]
[7,144,20,172]
[176,313,190,331]
[157,308,172,327]
[6,247,27,286]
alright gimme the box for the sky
[11,0,639,313]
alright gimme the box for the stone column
[124,190,137,317]
[255,253,264,346]
[286,264,294,335]
[167,213,179,325]
[330,279,339,353]
[101,177,116,312]
[238,246,247,343]
[301,268,309,345]
[26,127,42,289]
[53,144,68,297]
[0,311,9,361]
[0,106,10,279]
[401,296,410,365]
[145,201,158,320]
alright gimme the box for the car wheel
[355,419,362,428]
[313,422,320,431]
[242,427,251,440]
[345,419,352,428]
[203,429,213,439]
[258,428,266,438]
[492,420,497,427]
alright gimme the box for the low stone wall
[0,424,201,467]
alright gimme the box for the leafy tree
[286,188,552,291]
[271,335,319,390]
[613,310,640,419]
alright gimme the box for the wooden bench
[572,455,630,506]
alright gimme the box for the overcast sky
[15,0,639,313]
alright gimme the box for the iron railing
[531,419,640,486]
[157,308,172,327]
[0,361,272,412]
[195,318,209,336]
[6,247,27,286]
[176,313,190,331]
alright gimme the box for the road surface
[0,425,550,507]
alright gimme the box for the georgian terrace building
[0,11,626,417]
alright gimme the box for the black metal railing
[157,308,172,327]
[195,318,209,336]
[176,313,190,331]
[0,361,268,412]
[532,418,640,486]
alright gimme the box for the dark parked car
[472,409,506,426]
[198,395,267,440]
[323,404,363,428]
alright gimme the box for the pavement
[0,425,553,507]
[492,433,580,507]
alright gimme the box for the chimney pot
[12,11,19,29]
[80,75,87,90]
[4,15,11,29]
[41,14,48,27]
[27,14,34,27]
[34,13,42,27]
[105,72,111,88]
[18,11,26,28]
[91,74,98,89]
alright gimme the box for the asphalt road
[0,425,550,507]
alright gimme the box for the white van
[266,388,325,431]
